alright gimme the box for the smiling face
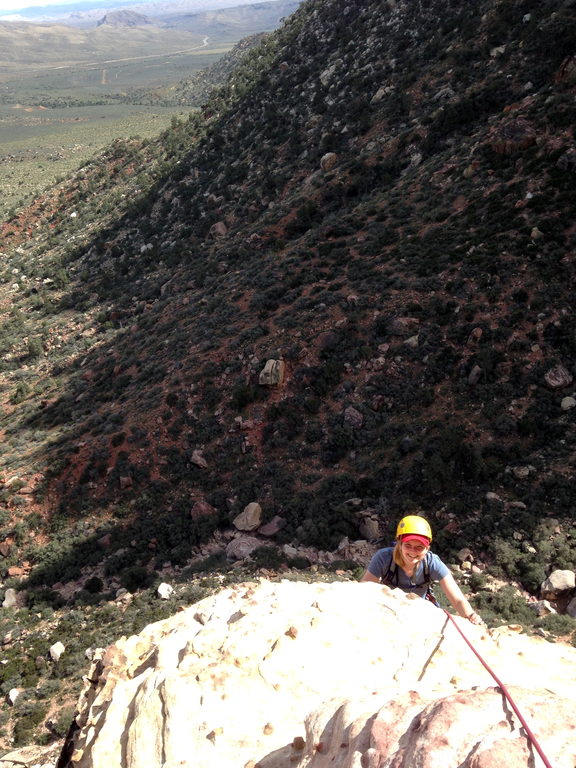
[399,538,430,569]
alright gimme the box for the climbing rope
[444,611,554,768]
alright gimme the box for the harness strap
[382,553,431,590]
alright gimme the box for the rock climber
[361,514,484,625]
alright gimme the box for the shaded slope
[0,0,575,595]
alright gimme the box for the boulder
[358,512,380,541]
[225,535,261,560]
[528,600,557,618]
[209,221,227,238]
[320,152,338,171]
[388,316,420,337]
[50,641,66,662]
[233,502,262,531]
[258,359,285,386]
[58,580,576,768]
[0,743,62,767]
[343,405,364,429]
[157,583,174,600]
[6,688,23,706]
[2,588,18,608]
[0,541,12,558]
[190,450,208,469]
[540,569,575,597]
[544,365,573,389]
[489,117,537,154]
[258,516,286,537]
[468,364,483,385]
[301,686,574,768]
[190,500,216,519]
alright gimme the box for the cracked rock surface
[60,580,576,768]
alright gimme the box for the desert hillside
[0,0,575,750]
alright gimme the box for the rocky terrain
[0,0,575,753]
[55,580,576,767]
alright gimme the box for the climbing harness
[443,611,554,768]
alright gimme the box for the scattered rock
[49,641,66,662]
[528,600,557,618]
[157,583,174,600]
[0,743,63,768]
[225,535,262,561]
[0,541,11,558]
[7,688,23,706]
[561,396,576,411]
[404,334,419,348]
[512,465,534,480]
[490,117,537,154]
[191,450,208,469]
[541,569,575,598]
[468,364,482,385]
[209,221,227,238]
[544,365,573,389]
[191,500,217,519]
[98,534,113,550]
[233,502,262,532]
[258,359,285,386]
[388,316,420,337]
[258,516,286,537]
[320,152,338,171]
[343,405,364,429]
[456,548,473,564]
[2,588,18,608]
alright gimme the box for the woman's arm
[439,572,484,625]
[360,569,380,583]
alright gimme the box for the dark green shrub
[120,566,154,593]
[251,546,284,569]
[27,337,44,359]
[12,700,48,746]
[473,585,536,627]
[537,613,575,638]
[230,383,258,410]
[10,381,31,405]
[84,576,104,594]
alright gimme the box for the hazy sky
[0,0,154,10]
[0,0,83,7]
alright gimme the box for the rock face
[58,580,576,768]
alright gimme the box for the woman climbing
[361,514,484,625]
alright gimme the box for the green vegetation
[1,0,576,748]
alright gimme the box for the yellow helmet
[396,515,432,543]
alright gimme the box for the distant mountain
[161,0,300,37]
[0,0,141,21]
[97,8,153,26]
[0,0,285,25]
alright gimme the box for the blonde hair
[393,542,404,568]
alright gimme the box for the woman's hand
[439,573,485,626]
